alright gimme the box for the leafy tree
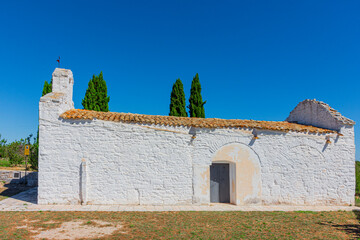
[0,134,38,169]
[188,73,206,118]
[42,79,52,96]
[7,139,25,166]
[26,134,38,170]
[0,134,7,158]
[82,72,110,112]
[356,161,360,195]
[169,78,187,117]
[29,141,38,170]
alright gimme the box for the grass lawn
[0,211,360,239]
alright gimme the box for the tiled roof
[60,109,337,134]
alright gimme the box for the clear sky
[0,1,359,159]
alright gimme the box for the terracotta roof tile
[60,109,337,134]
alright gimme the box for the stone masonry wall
[39,120,193,205]
[192,127,355,205]
[38,116,355,205]
[38,68,355,205]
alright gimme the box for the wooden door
[210,163,230,203]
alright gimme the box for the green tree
[42,80,52,96]
[82,72,110,112]
[356,161,360,195]
[82,79,98,111]
[188,73,206,118]
[169,78,187,117]
[26,134,38,170]
[7,139,25,166]
[0,134,7,158]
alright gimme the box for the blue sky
[0,1,359,159]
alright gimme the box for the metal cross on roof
[56,56,60,68]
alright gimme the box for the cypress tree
[82,72,110,112]
[82,77,98,111]
[42,79,52,96]
[94,72,110,112]
[169,78,187,117]
[188,73,206,118]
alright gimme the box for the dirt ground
[0,211,360,239]
[0,166,28,171]
[23,219,123,240]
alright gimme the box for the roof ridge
[65,109,292,122]
[60,109,337,134]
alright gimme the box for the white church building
[38,68,356,206]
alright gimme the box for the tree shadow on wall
[317,210,360,239]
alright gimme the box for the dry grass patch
[31,220,122,239]
[0,166,28,171]
[0,211,359,239]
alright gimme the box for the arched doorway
[211,143,261,205]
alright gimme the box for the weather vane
[57,56,60,68]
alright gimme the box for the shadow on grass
[317,210,360,239]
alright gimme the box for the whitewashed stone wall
[192,127,355,205]
[286,99,355,131]
[38,68,355,205]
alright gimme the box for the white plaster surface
[38,69,356,206]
